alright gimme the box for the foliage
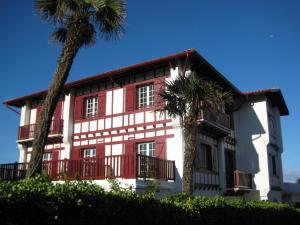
[158,72,234,194]
[0,178,300,225]
[140,179,159,199]
[158,72,233,123]
[36,0,126,44]
[27,0,126,177]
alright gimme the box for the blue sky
[0,0,299,182]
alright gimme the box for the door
[225,149,236,188]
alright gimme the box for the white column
[18,100,30,163]
[61,90,74,159]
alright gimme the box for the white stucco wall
[234,96,285,201]
[234,97,271,200]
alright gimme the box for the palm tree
[26,0,126,177]
[159,72,232,194]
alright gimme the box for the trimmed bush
[0,177,299,225]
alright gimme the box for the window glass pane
[43,153,52,161]
[85,96,98,118]
[138,142,155,156]
[138,83,154,108]
[83,148,96,158]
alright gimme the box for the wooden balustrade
[198,101,230,129]
[234,170,252,189]
[194,170,220,190]
[0,155,175,181]
[18,119,64,140]
[137,154,175,181]
[0,163,27,180]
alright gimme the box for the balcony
[225,170,252,195]
[197,102,231,136]
[0,154,175,182]
[18,119,64,144]
[234,170,252,190]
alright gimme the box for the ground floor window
[137,142,155,177]
[138,142,155,157]
[195,142,218,172]
[82,148,96,158]
[43,152,52,161]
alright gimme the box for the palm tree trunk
[26,38,81,177]
[182,122,197,194]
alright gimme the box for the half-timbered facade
[3,49,289,201]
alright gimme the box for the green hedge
[0,177,299,225]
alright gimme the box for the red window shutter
[155,138,166,159]
[96,144,105,158]
[96,144,105,178]
[72,148,81,160]
[124,141,136,178]
[154,78,165,108]
[53,101,62,120]
[98,92,106,118]
[125,85,136,112]
[125,141,135,155]
[52,151,59,160]
[36,105,43,123]
[74,96,84,121]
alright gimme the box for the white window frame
[85,96,98,118]
[138,142,155,157]
[83,148,96,158]
[137,83,154,108]
[43,152,52,161]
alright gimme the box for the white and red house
[3,49,289,201]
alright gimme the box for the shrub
[0,177,299,225]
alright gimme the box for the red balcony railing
[234,170,252,190]
[0,155,175,182]
[197,101,230,129]
[18,119,64,140]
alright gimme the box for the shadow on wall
[235,101,266,195]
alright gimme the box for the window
[271,155,277,176]
[85,96,98,118]
[137,142,155,177]
[137,83,154,108]
[43,153,52,161]
[195,143,217,172]
[138,142,155,157]
[83,148,96,158]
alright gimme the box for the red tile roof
[4,49,242,107]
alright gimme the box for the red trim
[73,125,173,141]
[244,88,275,96]
[73,135,174,147]
[5,49,196,107]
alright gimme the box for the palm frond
[92,0,126,40]
[158,72,233,122]
[51,27,68,43]
[35,0,59,22]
